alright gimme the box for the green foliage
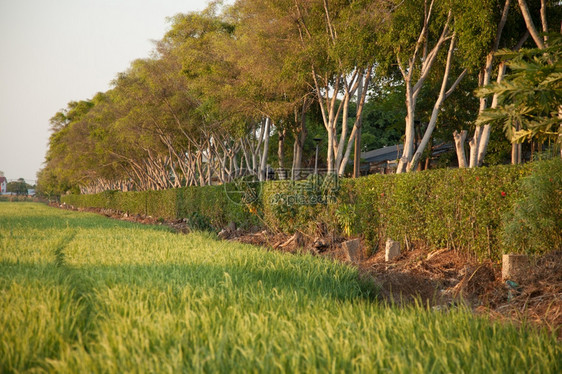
[262,175,340,234]
[64,160,561,260]
[63,184,259,231]
[359,84,405,151]
[264,163,536,260]
[335,204,357,237]
[502,158,562,255]
[477,34,562,145]
[184,211,214,232]
[1,203,560,373]
[6,179,30,195]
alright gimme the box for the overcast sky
[0,0,212,183]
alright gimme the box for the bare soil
[57,203,562,339]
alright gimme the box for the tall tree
[476,35,562,154]
[387,0,496,173]
[475,0,562,163]
[453,0,532,168]
[295,0,391,175]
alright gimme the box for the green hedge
[62,159,561,260]
[346,165,530,259]
[260,164,532,259]
[501,159,562,254]
[261,160,560,259]
[62,184,260,230]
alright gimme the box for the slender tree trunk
[240,139,252,173]
[396,7,453,173]
[278,128,286,170]
[540,0,548,46]
[469,62,491,168]
[397,84,416,174]
[475,62,508,166]
[338,69,372,176]
[260,118,271,181]
[251,122,266,175]
[206,143,213,186]
[518,0,546,49]
[292,104,307,180]
[197,153,204,186]
[408,33,466,172]
[453,130,468,168]
[354,73,364,178]
[459,0,511,168]
[512,122,522,164]
[334,93,351,171]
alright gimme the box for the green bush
[350,165,531,259]
[63,160,559,260]
[262,175,340,234]
[501,158,562,255]
[62,183,259,231]
[261,164,533,260]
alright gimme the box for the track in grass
[1,202,560,372]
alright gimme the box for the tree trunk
[354,73,364,178]
[396,7,453,174]
[338,68,372,176]
[476,63,509,168]
[460,0,511,168]
[517,0,546,49]
[277,127,286,179]
[260,118,271,181]
[511,142,522,164]
[407,33,465,172]
[207,144,213,186]
[292,104,307,180]
[453,130,468,168]
[511,122,522,164]
[397,84,416,174]
[334,94,351,171]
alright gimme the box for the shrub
[184,211,214,232]
[501,158,562,255]
[63,183,258,231]
[261,164,533,260]
[63,160,559,260]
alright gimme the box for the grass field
[0,202,560,373]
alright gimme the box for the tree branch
[517,0,546,49]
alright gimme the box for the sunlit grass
[0,202,560,373]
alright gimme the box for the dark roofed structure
[361,144,403,164]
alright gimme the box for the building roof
[361,144,404,164]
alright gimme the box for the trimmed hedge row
[62,185,259,230]
[261,163,532,259]
[63,158,561,260]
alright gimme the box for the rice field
[0,202,560,373]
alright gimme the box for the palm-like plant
[476,34,561,146]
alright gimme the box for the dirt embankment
[229,228,561,337]
[57,203,562,339]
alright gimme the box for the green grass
[0,202,560,373]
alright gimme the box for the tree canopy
[37,0,562,196]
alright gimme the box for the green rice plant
[335,203,357,237]
[184,211,214,232]
[0,202,560,373]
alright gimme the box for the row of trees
[38,0,561,196]
[4,179,34,195]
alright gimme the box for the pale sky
[0,0,212,183]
